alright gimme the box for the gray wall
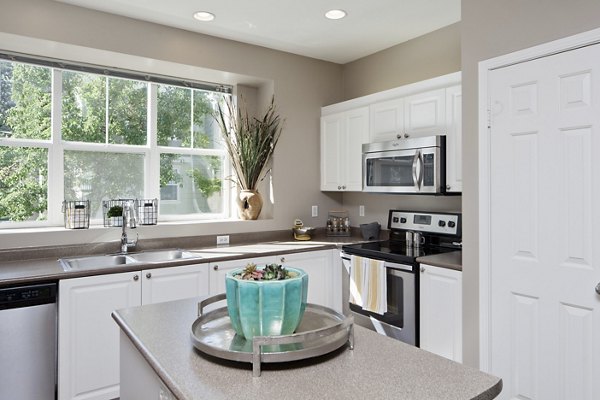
[0,0,344,248]
[461,0,600,367]
[339,23,462,235]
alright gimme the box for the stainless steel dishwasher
[0,282,58,400]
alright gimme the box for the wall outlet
[359,205,365,217]
[216,235,229,246]
[311,205,318,217]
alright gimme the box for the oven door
[363,147,442,194]
[341,255,417,346]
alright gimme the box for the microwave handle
[412,150,422,190]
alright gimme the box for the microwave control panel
[388,210,460,235]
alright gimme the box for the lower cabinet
[209,256,275,296]
[58,263,209,400]
[419,264,462,362]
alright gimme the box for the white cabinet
[277,249,334,310]
[369,98,404,142]
[419,264,462,362]
[58,263,209,400]
[320,107,369,191]
[209,256,274,296]
[369,89,446,142]
[445,85,462,192]
[58,271,142,400]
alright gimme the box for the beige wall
[461,0,600,367]
[0,0,344,248]
[339,23,462,233]
[342,23,461,100]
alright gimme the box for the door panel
[489,43,600,400]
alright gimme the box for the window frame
[0,55,233,228]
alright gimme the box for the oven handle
[341,254,414,273]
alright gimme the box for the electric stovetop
[342,240,456,265]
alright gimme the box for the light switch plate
[311,205,318,217]
[216,235,229,246]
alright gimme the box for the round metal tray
[190,294,354,376]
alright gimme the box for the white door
[279,250,333,308]
[343,106,369,191]
[141,263,209,305]
[320,113,343,190]
[403,88,446,138]
[369,97,404,142]
[489,43,600,400]
[58,272,142,400]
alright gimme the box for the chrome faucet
[120,202,138,254]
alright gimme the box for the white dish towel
[350,255,387,315]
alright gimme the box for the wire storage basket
[102,199,135,227]
[136,198,158,225]
[62,200,90,229]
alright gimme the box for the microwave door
[411,150,422,191]
[363,149,420,193]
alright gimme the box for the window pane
[108,77,147,145]
[64,151,144,219]
[0,61,51,140]
[160,153,223,215]
[193,90,222,149]
[62,70,106,143]
[157,84,191,147]
[0,146,48,222]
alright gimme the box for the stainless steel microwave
[362,136,445,194]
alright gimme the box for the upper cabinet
[445,85,462,192]
[320,106,369,191]
[370,89,446,142]
[321,72,462,193]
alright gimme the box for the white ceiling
[55,0,461,64]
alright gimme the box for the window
[0,54,232,227]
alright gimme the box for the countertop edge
[112,309,188,400]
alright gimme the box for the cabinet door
[404,89,446,138]
[419,264,462,362]
[320,113,344,191]
[141,263,210,305]
[209,256,275,296]
[369,98,404,142]
[277,250,333,308]
[58,272,142,400]
[445,85,462,192]
[343,107,369,191]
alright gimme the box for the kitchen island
[113,297,502,400]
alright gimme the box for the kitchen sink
[127,249,202,263]
[59,249,204,271]
[60,254,136,271]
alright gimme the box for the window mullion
[47,69,64,226]
[146,83,160,201]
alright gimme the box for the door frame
[478,27,600,373]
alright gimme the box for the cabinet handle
[133,274,139,281]
[280,257,286,263]
[446,184,451,190]
[596,282,600,295]
[342,185,346,190]
[146,272,152,279]
[420,266,425,273]
[404,133,410,138]
[396,134,402,139]
[338,185,342,190]
[213,265,219,271]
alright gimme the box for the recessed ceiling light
[193,11,215,22]
[325,9,347,20]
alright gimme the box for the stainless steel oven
[341,210,462,347]
[341,254,417,345]
[362,136,445,194]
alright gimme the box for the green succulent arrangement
[106,205,123,218]
[234,262,298,281]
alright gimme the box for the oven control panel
[388,210,460,235]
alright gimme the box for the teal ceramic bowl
[225,267,308,340]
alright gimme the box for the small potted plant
[226,263,308,340]
[106,205,124,227]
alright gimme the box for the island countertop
[113,297,502,400]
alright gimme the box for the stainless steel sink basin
[59,249,203,271]
[127,249,202,263]
[60,254,136,271]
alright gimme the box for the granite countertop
[113,297,502,400]
[0,232,366,287]
[417,250,462,271]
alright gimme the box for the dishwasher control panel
[0,283,57,310]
